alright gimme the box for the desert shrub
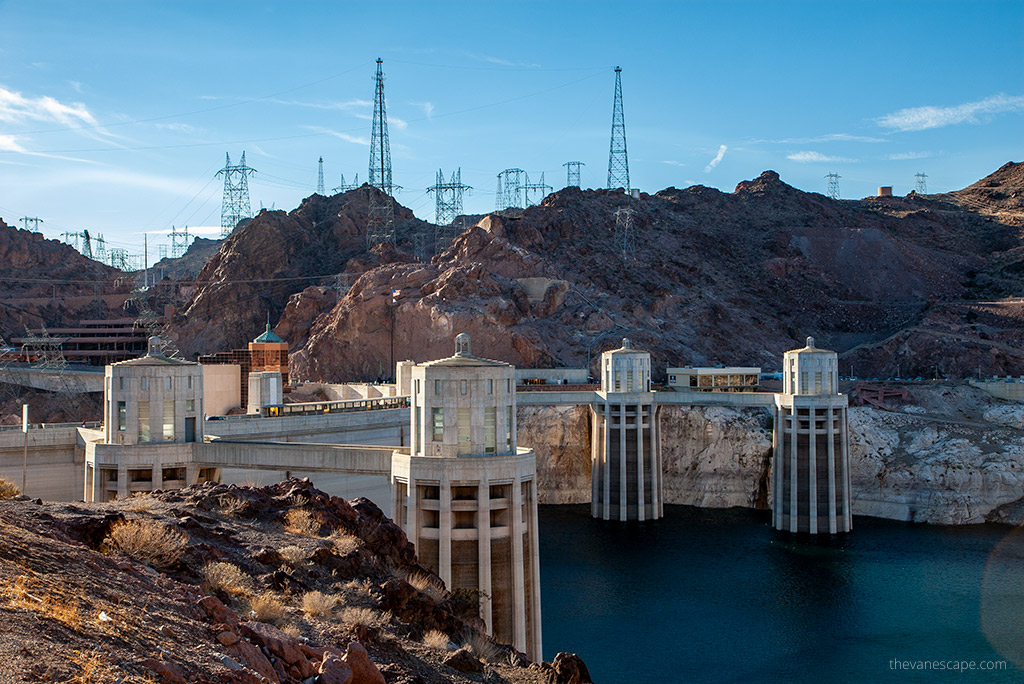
[406,571,448,602]
[422,629,450,649]
[284,508,321,537]
[466,630,503,663]
[249,592,287,623]
[301,590,336,617]
[217,493,248,516]
[0,478,20,500]
[280,623,302,639]
[202,562,251,597]
[278,545,307,566]
[329,531,360,555]
[104,519,187,570]
[339,606,382,628]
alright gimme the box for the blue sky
[0,0,1021,263]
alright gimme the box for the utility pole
[216,152,256,237]
[614,206,637,261]
[826,172,841,200]
[22,404,28,495]
[564,161,584,188]
[367,58,401,249]
[143,233,148,288]
[317,156,325,195]
[607,66,630,193]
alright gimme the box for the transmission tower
[333,173,360,193]
[109,248,129,270]
[825,172,841,200]
[428,168,473,253]
[80,229,92,259]
[915,172,928,194]
[607,66,629,193]
[170,225,191,257]
[215,151,256,237]
[496,168,526,215]
[20,326,86,415]
[614,206,637,261]
[523,172,552,207]
[20,216,43,232]
[564,161,584,188]
[367,58,401,249]
[158,245,168,260]
[317,156,325,194]
[94,234,107,263]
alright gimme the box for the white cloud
[155,122,194,133]
[704,145,727,173]
[0,132,99,164]
[389,116,408,130]
[787,151,856,163]
[267,97,371,111]
[877,93,1024,131]
[756,133,888,144]
[466,53,541,68]
[0,86,98,127]
[887,151,930,160]
[303,125,369,146]
[662,160,686,167]
[413,101,434,119]
[68,81,84,94]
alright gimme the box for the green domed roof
[253,322,284,344]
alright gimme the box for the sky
[0,0,1021,265]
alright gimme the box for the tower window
[432,408,444,441]
[435,379,441,395]
[460,379,467,395]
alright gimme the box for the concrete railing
[201,439,394,476]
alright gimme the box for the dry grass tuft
[70,651,111,684]
[121,493,155,512]
[278,545,307,566]
[329,530,360,555]
[405,571,448,601]
[423,629,450,649]
[339,606,382,628]
[0,478,21,500]
[249,592,287,623]
[217,493,248,516]
[202,562,251,597]
[301,590,336,618]
[280,623,302,639]
[104,519,187,570]
[5,575,82,630]
[284,508,321,537]
[467,631,503,663]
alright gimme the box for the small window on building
[166,377,172,390]
[141,377,148,391]
[507,378,511,393]
[814,371,823,394]
[163,401,174,441]
[415,406,422,453]
[432,408,444,441]
[415,379,420,396]
[458,408,471,454]
[506,406,513,452]
[118,377,124,391]
[138,402,150,443]
[460,379,467,395]
[186,399,194,412]
[488,379,494,394]
[187,376,192,389]
[117,401,126,431]
[435,379,441,395]
[485,406,496,453]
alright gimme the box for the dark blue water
[539,505,1024,683]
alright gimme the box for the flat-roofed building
[667,367,761,392]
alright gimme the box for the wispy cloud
[68,81,84,94]
[787,151,857,163]
[412,101,434,120]
[0,86,98,127]
[154,122,194,133]
[755,133,888,144]
[704,145,727,173]
[267,97,371,111]
[466,53,541,68]
[303,125,369,146]
[887,151,930,160]
[662,160,686,167]
[0,133,99,164]
[877,93,1024,131]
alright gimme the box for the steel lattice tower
[333,173,360,193]
[915,172,928,194]
[94,234,107,263]
[366,58,402,249]
[216,152,256,237]
[607,67,630,193]
[317,156,325,194]
[170,225,190,258]
[825,172,841,200]
[564,161,584,188]
[428,168,473,253]
[80,229,92,259]
[615,206,636,260]
[19,217,43,231]
[496,168,526,215]
[523,172,552,207]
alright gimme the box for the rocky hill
[152,236,224,282]
[0,479,590,683]
[164,164,1024,381]
[0,218,130,340]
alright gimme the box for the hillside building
[390,334,542,660]
[667,366,761,392]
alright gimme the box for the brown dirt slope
[0,479,584,683]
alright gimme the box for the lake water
[539,505,1024,683]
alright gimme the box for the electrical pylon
[333,173,360,193]
[170,225,190,257]
[216,152,256,237]
[317,156,325,194]
[496,168,526,215]
[607,66,629,193]
[615,206,636,260]
[80,229,92,259]
[367,58,401,249]
[564,161,584,188]
[94,234,107,263]
[428,168,472,253]
[19,217,43,231]
[523,172,552,207]
[915,172,928,194]
[826,172,841,200]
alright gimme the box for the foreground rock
[0,479,588,683]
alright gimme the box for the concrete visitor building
[591,338,663,522]
[772,337,852,534]
[390,333,542,660]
